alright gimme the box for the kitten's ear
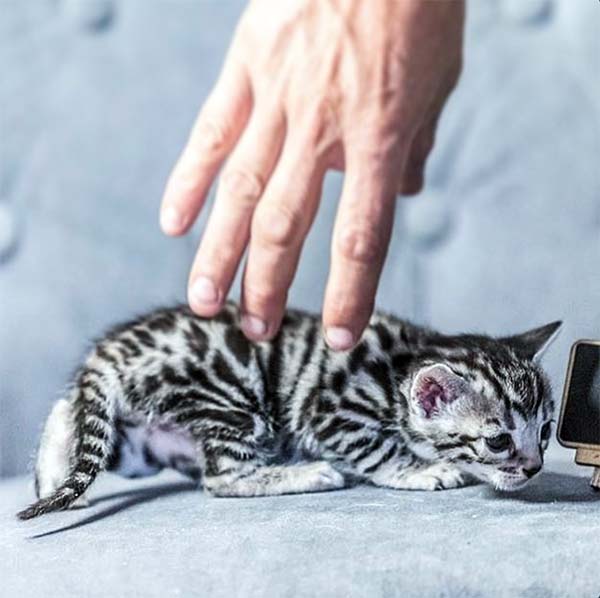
[411,364,470,418]
[501,321,562,361]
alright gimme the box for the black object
[558,340,600,490]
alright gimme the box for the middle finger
[188,105,286,316]
[240,136,326,340]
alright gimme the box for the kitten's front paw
[376,463,467,491]
[425,463,466,490]
[305,462,345,491]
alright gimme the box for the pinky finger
[398,117,437,196]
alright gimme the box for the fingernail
[241,314,267,338]
[190,276,218,305]
[161,206,184,234]
[326,327,354,351]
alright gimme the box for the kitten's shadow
[28,481,197,539]
[488,472,600,503]
[87,481,198,507]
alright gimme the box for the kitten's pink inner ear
[416,378,448,418]
[412,365,465,418]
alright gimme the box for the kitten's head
[406,321,561,491]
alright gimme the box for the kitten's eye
[485,433,513,453]
[540,421,552,442]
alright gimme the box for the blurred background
[0,0,598,478]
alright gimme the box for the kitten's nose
[523,464,542,478]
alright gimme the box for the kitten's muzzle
[492,471,531,491]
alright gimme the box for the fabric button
[62,0,115,32]
[501,0,553,25]
[402,190,452,250]
[0,203,18,262]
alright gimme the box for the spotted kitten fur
[18,303,560,519]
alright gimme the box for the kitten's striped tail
[17,366,117,520]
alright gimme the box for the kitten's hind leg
[201,435,344,497]
[35,399,89,508]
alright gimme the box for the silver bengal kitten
[18,303,560,520]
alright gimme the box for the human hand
[160,0,464,350]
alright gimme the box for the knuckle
[170,161,201,194]
[192,112,231,157]
[221,168,264,206]
[325,295,373,330]
[203,240,238,268]
[337,227,383,264]
[175,117,230,188]
[349,143,393,170]
[243,284,285,311]
[254,203,304,249]
[347,120,412,163]
[299,105,338,156]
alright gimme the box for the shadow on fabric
[487,471,600,504]
[27,481,197,539]
[26,472,598,539]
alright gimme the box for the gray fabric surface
[1,466,599,598]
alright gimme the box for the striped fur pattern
[17,303,561,519]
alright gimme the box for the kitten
[17,303,560,520]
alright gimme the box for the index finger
[160,56,252,236]
[323,148,403,351]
